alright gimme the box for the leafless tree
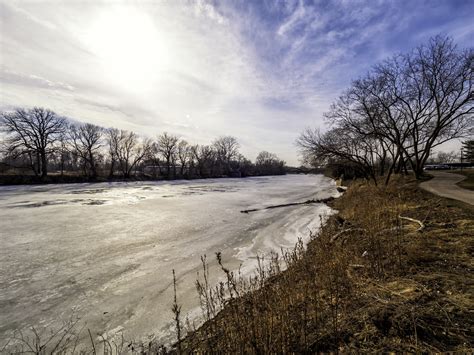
[431,150,459,164]
[157,132,179,178]
[191,144,216,177]
[377,36,473,178]
[299,36,473,182]
[0,107,66,178]
[255,151,286,175]
[109,130,152,178]
[213,136,240,175]
[106,128,120,178]
[0,108,287,182]
[68,123,103,178]
[297,127,382,184]
[177,139,191,177]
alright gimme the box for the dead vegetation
[179,176,474,353]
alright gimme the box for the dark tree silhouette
[213,136,240,175]
[1,107,66,178]
[157,132,179,178]
[68,123,103,178]
[298,36,473,181]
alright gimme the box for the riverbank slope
[179,176,474,352]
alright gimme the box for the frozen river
[0,174,338,348]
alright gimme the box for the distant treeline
[0,107,286,183]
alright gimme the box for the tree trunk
[40,151,48,179]
[413,165,424,179]
[108,159,115,179]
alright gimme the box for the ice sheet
[0,174,338,347]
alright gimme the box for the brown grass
[179,176,474,353]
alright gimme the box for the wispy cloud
[0,69,74,91]
[1,0,473,164]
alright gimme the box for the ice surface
[0,174,338,347]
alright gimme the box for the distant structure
[462,140,474,164]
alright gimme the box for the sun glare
[83,7,168,91]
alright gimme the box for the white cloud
[277,0,307,36]
[194,0,227,24]
[1,0,472,165]
[0,69,74,91]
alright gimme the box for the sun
[83,7,168,91]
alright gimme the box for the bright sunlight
[82,7,169,90]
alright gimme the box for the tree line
[297,36,473,184]
[0,107,286,181]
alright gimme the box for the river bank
[0,172,291,186]
[176,176,474,353]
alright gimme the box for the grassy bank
[179,176,474,352]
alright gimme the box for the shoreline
[0,174,340,352]
[176,176,474,353]
[0,172,293,187]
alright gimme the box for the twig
[399,215,425,232]
[88,329,96,355]
[172,269,182,354]
[329,228,365,243]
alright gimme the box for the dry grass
[179,176,474,353]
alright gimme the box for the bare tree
[235,153,255,176]
[191,144,215,177]
[109,130,152,178]
[177,139,191,177]
[106,128,120,178]
[300,36,473,182]
[431,151,458,164]
[157,132,179,178]
[255,151,286,175]
[0,108,287,182]
[297,127,382,184]
[213,136,240,175]
[369,36,472,178]
[68,123,103,178]
[0,107,66,178]
[385,36,473,178]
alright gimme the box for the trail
[420,171,474,205]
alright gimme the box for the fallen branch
[240,197,335,214]
[329,228,365,243]
[349,264,365,269]
[399,215,425,232]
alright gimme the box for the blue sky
[1,0,473,165]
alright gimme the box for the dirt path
[420,171,474,205]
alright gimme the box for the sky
[1,0,473,165]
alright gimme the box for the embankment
[179,176,474,353]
